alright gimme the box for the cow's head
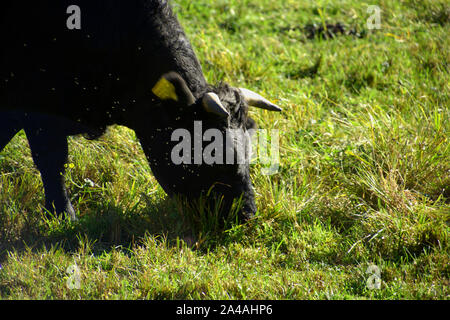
[133,72,281,222]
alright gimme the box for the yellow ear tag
[152,77,178,101]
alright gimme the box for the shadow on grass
[0,194,246,263]
[0,197,185,263]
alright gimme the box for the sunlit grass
[0,0,448,299]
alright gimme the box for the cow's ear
[152,72,195,106]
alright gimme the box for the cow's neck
[145,0,209,100]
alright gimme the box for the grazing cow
[0,1,281,221]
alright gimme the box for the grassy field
[0,0,448,300]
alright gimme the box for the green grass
[0,0,449,299]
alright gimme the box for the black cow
[0,1,281,221]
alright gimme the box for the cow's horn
[202,92,229,117]
[239,88,282,111]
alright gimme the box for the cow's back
[1,1,207,128]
